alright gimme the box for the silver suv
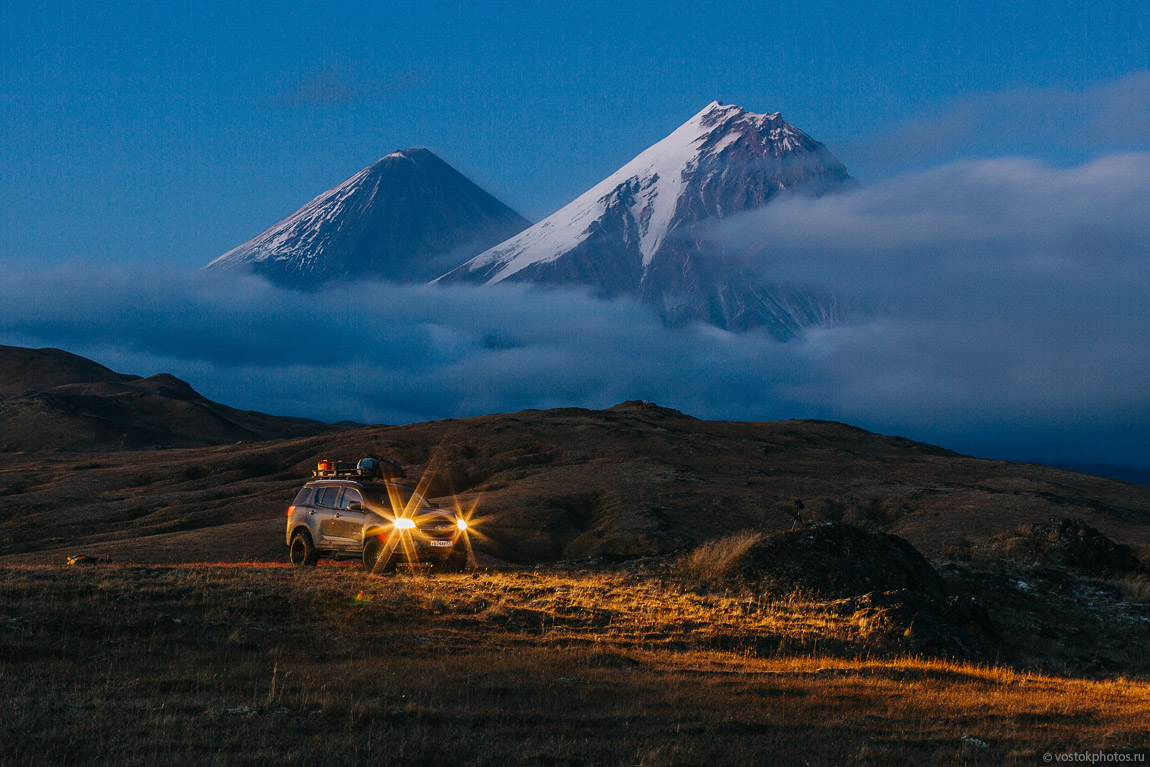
[286,474,472,572]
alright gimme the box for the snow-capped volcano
[207,148,529,287]
[436,102,853,334]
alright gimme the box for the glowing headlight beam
[393,517,416,530]
[367,531,402,575]
[407,454,442,517]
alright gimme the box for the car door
[332,487,367,549]
[314,485,342,545]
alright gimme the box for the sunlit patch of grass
[676,530,764,586]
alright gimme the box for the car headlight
[456,517,468,531]
[393,517,416,530]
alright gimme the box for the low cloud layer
[2,154,1148,466]
[847,70,1150,169]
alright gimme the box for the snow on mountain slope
[464,102,738,282]
[207,148,529,287]
[434,102,853,336]
[440,102,848,282]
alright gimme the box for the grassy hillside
[1,403,1148,566]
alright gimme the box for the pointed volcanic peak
[208,148,530,287]
[437,102,853,335]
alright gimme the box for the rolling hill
[1,400,1146,566]
[0,345,337,451]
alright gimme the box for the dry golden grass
[676,530,763,586]
[1,564,1147,766]
[1116,572,1150,603]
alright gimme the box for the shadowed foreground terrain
[2,565,1148,767]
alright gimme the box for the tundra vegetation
[1,562,1148,766]
[2,403,1149,764]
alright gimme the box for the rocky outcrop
[740,523,998,657]
[986,518,1141,574]
[740,523,947,600]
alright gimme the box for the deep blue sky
[3,0,1148,267]
[2,2,1149,468]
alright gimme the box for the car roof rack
[311,469,368,480]
[311,458,405,481]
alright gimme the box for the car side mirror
[348,501,363,511]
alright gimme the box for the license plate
[428,540,452,548]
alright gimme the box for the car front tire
[440,547,471,572]
[289,530,319,567]
[362,537,390,573]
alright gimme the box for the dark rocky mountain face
[0,345,336,451]
[437,102,854,336]
[207,148,529,287]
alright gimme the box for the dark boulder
[738,523,1002,658]
[825,588,999,658]
[740,522,948,600]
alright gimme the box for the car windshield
[362,485,432,514]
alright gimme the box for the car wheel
[439,547,471,572]
[362,537,391,573]
[289,530,319,567]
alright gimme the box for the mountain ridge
[0,344,339,451]
[1,400,1147,567]
[436,102,854,335]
